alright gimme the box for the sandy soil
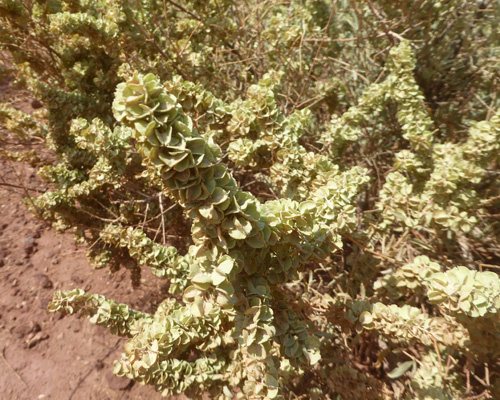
[0,78,184,400]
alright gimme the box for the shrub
[1,1,500,399]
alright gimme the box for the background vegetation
[1,0,500,398]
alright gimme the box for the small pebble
[31,99,43,109]
[37,274,53,289]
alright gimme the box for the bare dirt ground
[0,78,184,399]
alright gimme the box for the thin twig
[159,193,166,246]
[463,391,490,400]
[292,1,337,112]
[343,233,401,264]
[0,182,45,193]
[3,158,44,218]
[164,0,201,21]
[130,17,188,80]
[473,93,496,115]
[1,347,27,388]
[180,20,202,55]
[68,339,121,400]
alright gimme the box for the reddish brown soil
[0,79,185,399]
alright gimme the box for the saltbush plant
[1,1,500,399]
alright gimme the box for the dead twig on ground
[1,347,27,388]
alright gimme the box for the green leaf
[387,360,414,379]
[228,226,247,240]
[190,296,205,317]
[211,270,226,286]
[217,259,234,275]
[359,311,373,325]
[192,273,212,284]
